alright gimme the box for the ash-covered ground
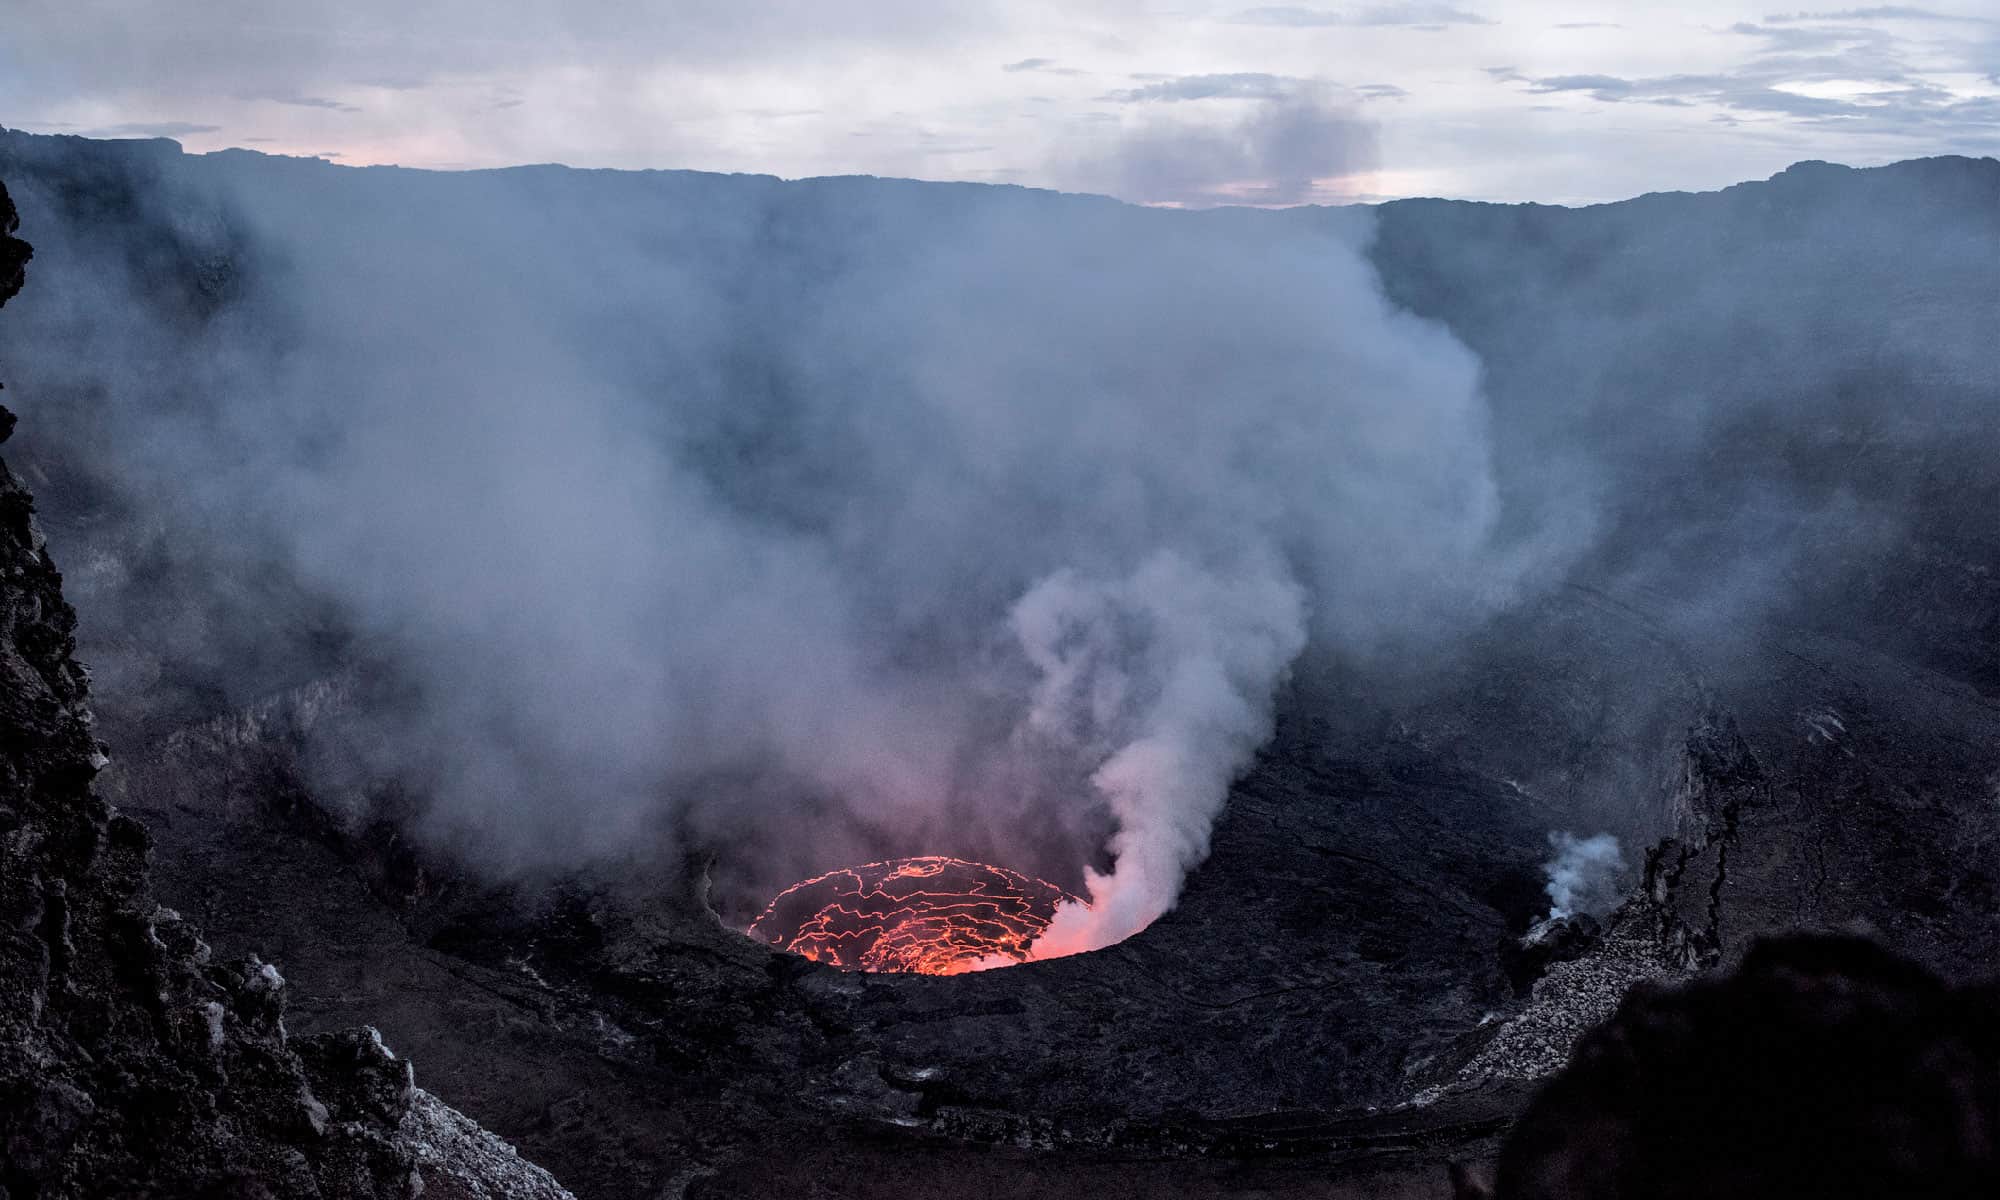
[1,133,1996,1196]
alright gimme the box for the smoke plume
[1541,832,1625,922]
[0,134,1524,951]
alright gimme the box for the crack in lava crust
[749,856,1081,975]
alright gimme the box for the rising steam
[0,135,1522,953]
[1012,553,1306,954]
[1542,832,1625,922]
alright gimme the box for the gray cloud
[260,95,365,113]
[1509,15,2000,144]
[1763,7,1991,22]
[1529,74,1635,101]
[1008,61,1085,77]
[1103,72,1305,103]
[1231,4,1492,28]
[1059,85,1378,206]
[1726,20,1898,51]
[1525,70,1966,122]
[74,121,223,138]
[4,0,1009,109]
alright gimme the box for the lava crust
[750,856,1078,975]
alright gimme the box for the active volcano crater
[748,856,1082,975]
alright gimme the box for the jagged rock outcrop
[0,175,28,445]
[0,180,25,305]
[0,179,572,1200]
[1474,934,2000,1199]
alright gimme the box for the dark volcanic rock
[1500,915,1601,997]
[1,175,28,443]
[0,177,27,307]
[0,179,571,1200]
[1482,934,2000,1200]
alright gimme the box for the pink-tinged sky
[3,2,1996,205]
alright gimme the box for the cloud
[1003,58,1084,77]
[1058,84,1377,206]
[259,95,364,114]
[1103,72,1304,103]
[1505,15,2000,142]
[1230,4,1491,28]
[1763,7,1992,22]
[1726,20,1898,51]
[8,0,1007,101]
[1529,74,1636,102]
[74,121,222,138]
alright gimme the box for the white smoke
[1010,552,1307,955]
[1541,831,1625,921]
[0,138,1533,949]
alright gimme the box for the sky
[3,2,1998,205]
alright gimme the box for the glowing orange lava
[749,856,1080,976]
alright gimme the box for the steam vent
[750,856,1077,975]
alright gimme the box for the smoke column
[0,137,1526,950]
[1012,553,1306,954]
[1542,832,1625,922]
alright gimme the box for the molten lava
[749,856,1080,975]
